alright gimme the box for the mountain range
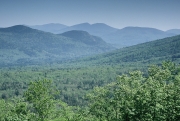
[102,27,175,47]
[1,24,180,67]
[0,25,114,66]
[30,23,179,48]
[57,23,118,37]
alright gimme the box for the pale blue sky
[0,0,180,30]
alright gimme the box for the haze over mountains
[1,23,180,67]
[79,34,180,66]
[60,30,107,45]
[30,23,68,34]
[0,25,114,66]
[103,27,175,47]
[30,23,179,48]
[166,29,180,35]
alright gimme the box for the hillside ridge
[0,25,114,66]
[78,35,180,65]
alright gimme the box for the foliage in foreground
[87,62,180,120]
[0,62,180,121]
[0,79,79,121]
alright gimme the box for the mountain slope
[57,23,176,48]
[0,25,114,66]
[58,23,118,36]
[30,23,68,33]
[80,35,180,65]
[29,23,177,49]
[60,30,107,45]
[102,27,176,48]
[166,29,180,35]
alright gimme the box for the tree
[24,79,57,121]
[24,79,77,121]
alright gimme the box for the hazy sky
[0,0,180,30]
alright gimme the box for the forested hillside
[166,29,180,35]
[102,27,175,47]
[80,34,180,65]
[0,34,180,106]
[60,30,108,45]
[0,25,114,67]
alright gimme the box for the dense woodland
[0,61,180,121]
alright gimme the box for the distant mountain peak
[0,25,114,66]
[61,30,90,35]
[70,23,91,28]
[4,25,29,29]
[166,29,180,35]
[92,23,111,26]
[60,30,107,45]
[92,23,105,25]
[77,22,91,25]
[0,25,35,33]
[121,26,161,30]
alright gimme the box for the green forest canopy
[0,62,180,121]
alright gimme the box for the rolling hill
[60,30,107,45]
[30,23,177,48]
[166,29,180,35]
[102,27,176,48]
[58,24,176,48]
[78,34,180,66]
[57,23,118,37]
[0,25,114,66]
